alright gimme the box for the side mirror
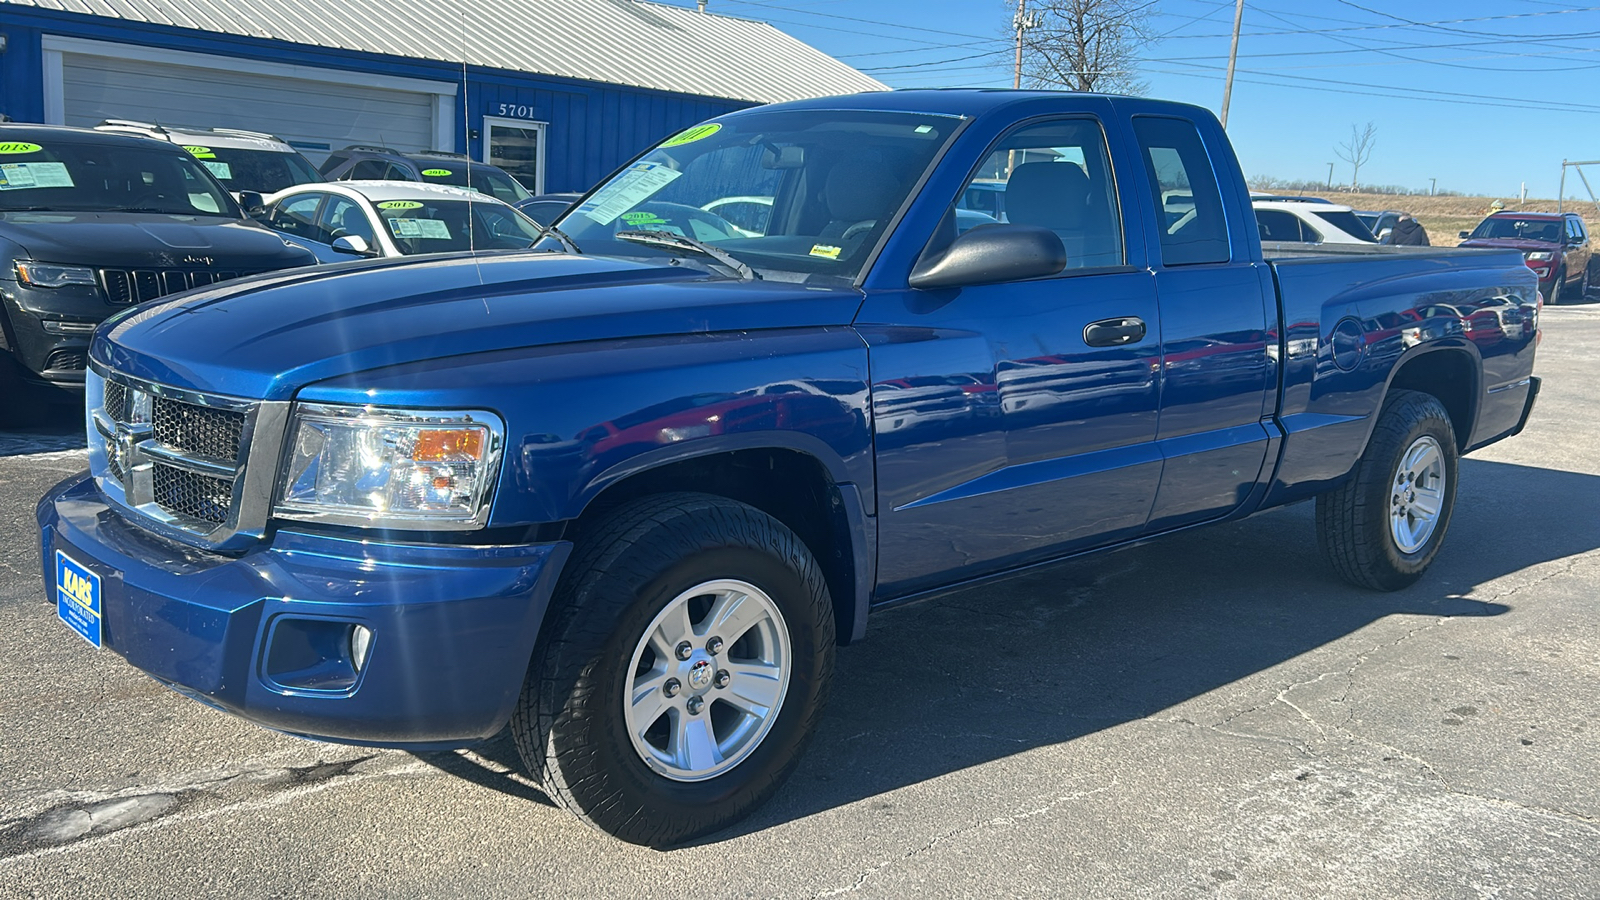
[331,235,378,258]
[909,224,1066,290]
[1458,230,1470,239]
[237,191,265,217]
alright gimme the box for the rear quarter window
[1132,116,1230,266]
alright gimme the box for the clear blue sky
[660,0,1600,200]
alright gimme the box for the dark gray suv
[318,146,532,205]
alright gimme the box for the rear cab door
[1115,104,1278,530]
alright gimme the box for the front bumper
[37,473,571,749]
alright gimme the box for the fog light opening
[350,625,373,672]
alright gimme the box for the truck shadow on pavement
[423,458,1598,844]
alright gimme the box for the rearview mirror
[909,224,1066,290]
[331,235,378,258]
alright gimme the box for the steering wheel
[840,219,877,241]
[621,201,741,241]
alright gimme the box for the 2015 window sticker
[377,200,425,210]
[660,124,721,148]
[421,168,453,177]
[184,145,217,159]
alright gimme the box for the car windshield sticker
[660,123,721,148]
[201,161,233,180]
[809,244,842,260]
[620,211,669,226]
[421,168,453,177]
[377,200,424,210]
[0,142,42,154]
[184,145,216,159]
[0,162,74,190]
[388,217,452,239]
[577,162,682,225]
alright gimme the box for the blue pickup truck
[38,91,1541,846]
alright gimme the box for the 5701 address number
[494,104,544,121]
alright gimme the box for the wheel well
[1387,350,1475,449]
[566,449,860,644]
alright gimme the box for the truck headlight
[1525,251,1553,261]
[15,261,97,288]
[275,403,504,530]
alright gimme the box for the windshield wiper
[103,206,188,214]
[529,221,582,254]
[614,230,759,281]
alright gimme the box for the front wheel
[1548,271,1565,306]
[1316,390,1459,591]
[512,493,835,846]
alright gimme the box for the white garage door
[50,41,452,165]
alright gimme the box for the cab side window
[948,117,1124,269]
[1256,209,1317,243]
[1132,116,1230,266]
[268,194,326,242]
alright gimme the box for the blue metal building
[0,0,884,193]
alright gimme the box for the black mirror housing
[238,191,265,217]
[909,224,1067,290]
[1458,230,1470,239]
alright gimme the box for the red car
[1459,211,1593,305]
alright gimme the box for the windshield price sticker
[388,217,452,239]
[660,124,721,148]
[183,145,217,159]
[377,200,424,210]
[421,168,453,177]
[201,161,233,180]
[0,162,74,190]
[577,162,683,225]
[0,142,42,154]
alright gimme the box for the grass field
[1293,191,1600,246]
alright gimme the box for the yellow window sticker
[377,200,425,210]
[183,145,216,159]
[660,123,721,148]
[421,168,453,177]
[0,142,42,154]
[809,244,842,260]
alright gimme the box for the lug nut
[675,641,693,661]
[663,678,681,698]
[686,696,705,715]
[714,670,731,689]
[706,636,724,656]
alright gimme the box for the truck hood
[94,251,866,400]
[1456,237,1558,254]
[0,211,311,270]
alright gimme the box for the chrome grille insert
[86,367,291,551]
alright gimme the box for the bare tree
[1019,0,1153,95]
[1334,122,1377,191]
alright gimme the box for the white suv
[94,120,321,199]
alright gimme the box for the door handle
[1083,316,1147,347]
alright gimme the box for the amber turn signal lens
[412,428,484,462]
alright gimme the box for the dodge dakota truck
[38,91,1541,846]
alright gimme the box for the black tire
[511,493,835,846]
[1547,270,1564,306]
[1316,390,1459,591]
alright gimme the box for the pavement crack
[812,779,1120,897]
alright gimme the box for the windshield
[1470,217,1563,242]
[375,198,545,254]
[552,109,960,282]
[187,145,320,194]
[417,163,532,203]
[0,140,237,216]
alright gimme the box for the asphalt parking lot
[1,306,1596,899]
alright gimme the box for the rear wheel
[1317,390,1459,591]
[512,493,835,846]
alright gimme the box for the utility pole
[1013,0,1042,90]
[1219,0,1246,129]
[1429,177,1436,196]
[1326,162,1334,189]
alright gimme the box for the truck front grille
[89,370,262,540]
[99,268,247,305]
